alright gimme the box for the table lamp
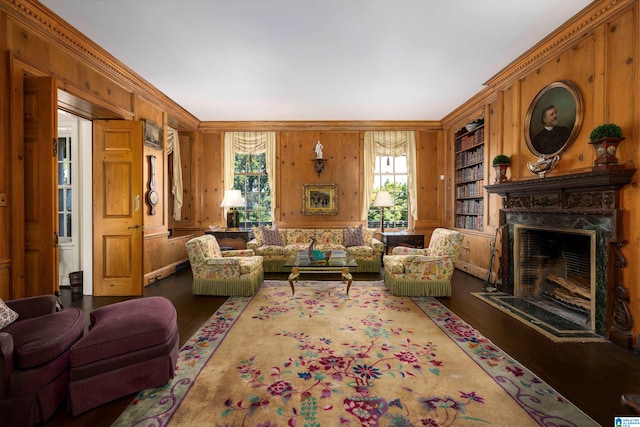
[372,190,394,233]
[220,189,245,230]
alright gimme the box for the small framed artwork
[143,119,163,150]
[524,80,583,157]
[303,184,338,215]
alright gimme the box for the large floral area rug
[113,281,597,426]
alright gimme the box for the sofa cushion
[316,229,344,245]
[0,298,18,329]
[261,225,284,246]
[71,297,177,368]
[286,229,315,244]
[4,308,84,369]
[345,224,365,247]
[251,226,263,245]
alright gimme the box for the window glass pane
[66,214,72,238]
[58,137,66,160]
[58,189,64,211]
[58,163,64,185]
[66,189,72,211]
[368,155,409,230]
[233,150,271,227]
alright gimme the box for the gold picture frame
[524,80,583,157]
[303,184,338,215]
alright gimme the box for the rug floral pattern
[112,281,596,427]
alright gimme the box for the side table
[377,231,425,255]
[204,229,253,250]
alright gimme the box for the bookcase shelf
[454,121,485,232]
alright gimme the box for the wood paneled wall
[442,0,640,341]
[173,126,444,235]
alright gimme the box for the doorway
[57,110,93,294]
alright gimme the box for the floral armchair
[382,228,464,296]
[186,234,264,296]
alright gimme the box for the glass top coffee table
[284,252,358,299]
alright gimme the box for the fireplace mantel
[485,165,637,348]
[485,166,636,212]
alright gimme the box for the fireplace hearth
[486,166,636,348]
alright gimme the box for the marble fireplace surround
[486,166,636,348]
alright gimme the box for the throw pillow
[0,298,18,329]
[261,224,284,246]
[345,224,365,247]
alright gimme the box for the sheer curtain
[166,126,183,220]
[362,130,417,222]
[223,132,277,218]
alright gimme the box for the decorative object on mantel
[526,154,560,178]
[313,141,326,176]
[589,123,625,166]
[220,189,245,230]
[371,190,394,232]
[492,154,511,183]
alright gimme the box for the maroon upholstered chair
[68,296,179,416]
[0,295,85,426]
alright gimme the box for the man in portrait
[531,105,571,155]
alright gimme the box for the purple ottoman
[68,297,179,416]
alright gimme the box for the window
[234,153,272,228]
[367,155,408,229]
[57,136,73,242]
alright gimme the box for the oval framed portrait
[524,80,583,157]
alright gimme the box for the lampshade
[372,190,394,207]
[220,189,246,208]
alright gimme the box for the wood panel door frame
[9,55,59,298]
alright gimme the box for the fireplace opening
[514,225,596,330]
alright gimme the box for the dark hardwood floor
[44,268,640,426]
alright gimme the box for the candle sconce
[313,158,326,177]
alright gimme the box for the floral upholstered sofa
[247,225,383,273]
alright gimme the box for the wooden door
[93,120,143,296]
[23,77,58,296]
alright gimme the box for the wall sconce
[371,190,394,233]
[220,189,245,230]
[313,140,326,177]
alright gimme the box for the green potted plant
[589,123,624,165]
[492,155,511,183]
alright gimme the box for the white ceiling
[40,0,592,122]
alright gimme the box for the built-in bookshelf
[454,120,485,231]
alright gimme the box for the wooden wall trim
[3,0,199,129]
[199,120,442,132]
[484,0,633,91]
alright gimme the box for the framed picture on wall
[143,119,163,150]
[524,80,583,157]
[303,184,338,215]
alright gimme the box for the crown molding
[3,0,199,128]
[198,120,442,132]
[484,0,633,91]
